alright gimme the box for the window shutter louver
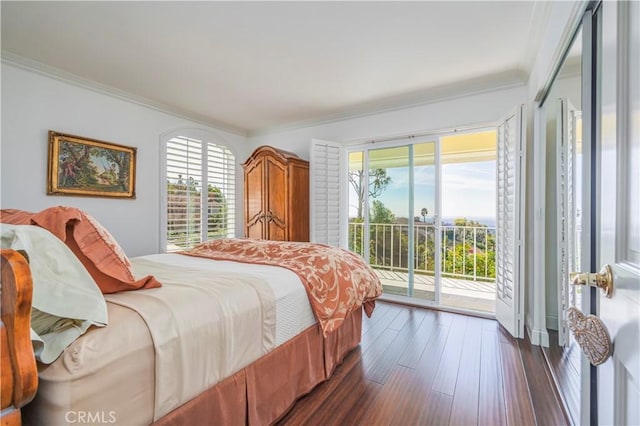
[495,105,526,338]
[556,98,579,346]
[165,136,235,251]
[310,140,343,246]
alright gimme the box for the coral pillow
[1,206,161,293]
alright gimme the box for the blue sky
[349,160,496,222]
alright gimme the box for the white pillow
[1,224,108,364]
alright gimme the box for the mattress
[26,254,317,425]
[143,254,317,346]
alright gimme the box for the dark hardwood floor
[542,330,581,426]
[278,302,569,426]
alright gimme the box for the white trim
[1,52,248,137]
[534,1,591,104]
[434,136,442,306]
[517,104,527,339]
[527,324,550,347]
[344,121,497,148]
[532,102,548,346]
[579,10,595,426]
[408,145,415,297]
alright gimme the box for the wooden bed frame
[1,249,38,426]
[0,248,363,425]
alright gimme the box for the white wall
[0,63,249,256]
[248,86,526,157]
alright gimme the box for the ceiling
[1,1,548,136]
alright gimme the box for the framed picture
[47,131,136,198]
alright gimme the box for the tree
[420,207,428,222]
[370,200,395,224]
[349,168,391,219]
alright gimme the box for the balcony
[349,222,496,313]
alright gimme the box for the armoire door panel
[288,163,310,242]
[246,219,264,240]
[265,157,288,227]
[245,158,265,226]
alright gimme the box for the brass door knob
[570,264,614,298]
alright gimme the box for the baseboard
[546,315,559,330]
[527,325,550,347]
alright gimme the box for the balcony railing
[348,222,496,282]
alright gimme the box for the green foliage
[166,176,230,247]
[370,200,395,224]
[349,216,496,280]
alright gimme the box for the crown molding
[1,51,249,137]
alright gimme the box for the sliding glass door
[348,141,438,303]
[347,129,496,313]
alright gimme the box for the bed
[0,206,381,425]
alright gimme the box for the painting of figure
[48,131,136,198]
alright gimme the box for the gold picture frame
[47,131,136,198]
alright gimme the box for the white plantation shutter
[310,139,344,247]
[165,136,235,251]
[556,98,579,346]
[495,105,526,338]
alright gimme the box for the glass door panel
[413,142,437,302]
[368,146,412,296]
[440,130,497,313]
[348,151,366,259]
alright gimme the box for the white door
[595,1,640,424]
[495,105,526,338]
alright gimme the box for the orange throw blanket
[181,239,382,336]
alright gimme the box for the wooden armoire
[242,146,309,242]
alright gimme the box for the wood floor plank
[543,331,580,426]
[279,302,566,426]
[418,391,454,426]
[448,316,483,426]
[387,305,413,330]
[398,310,439,369]
[364,308,427,384]
[305,362,382,426]
[358,366,418,425]
[361,302,391,334]
[478,329,507,426]
[499,337,536,426]
[360,304,402,349]
[518,333,569,426]
[432,314,468,395]
[362,320,448,426]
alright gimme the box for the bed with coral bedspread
[0,206,381,426]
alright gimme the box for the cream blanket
[106,257,276,421]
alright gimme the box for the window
[164,135,236,251]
